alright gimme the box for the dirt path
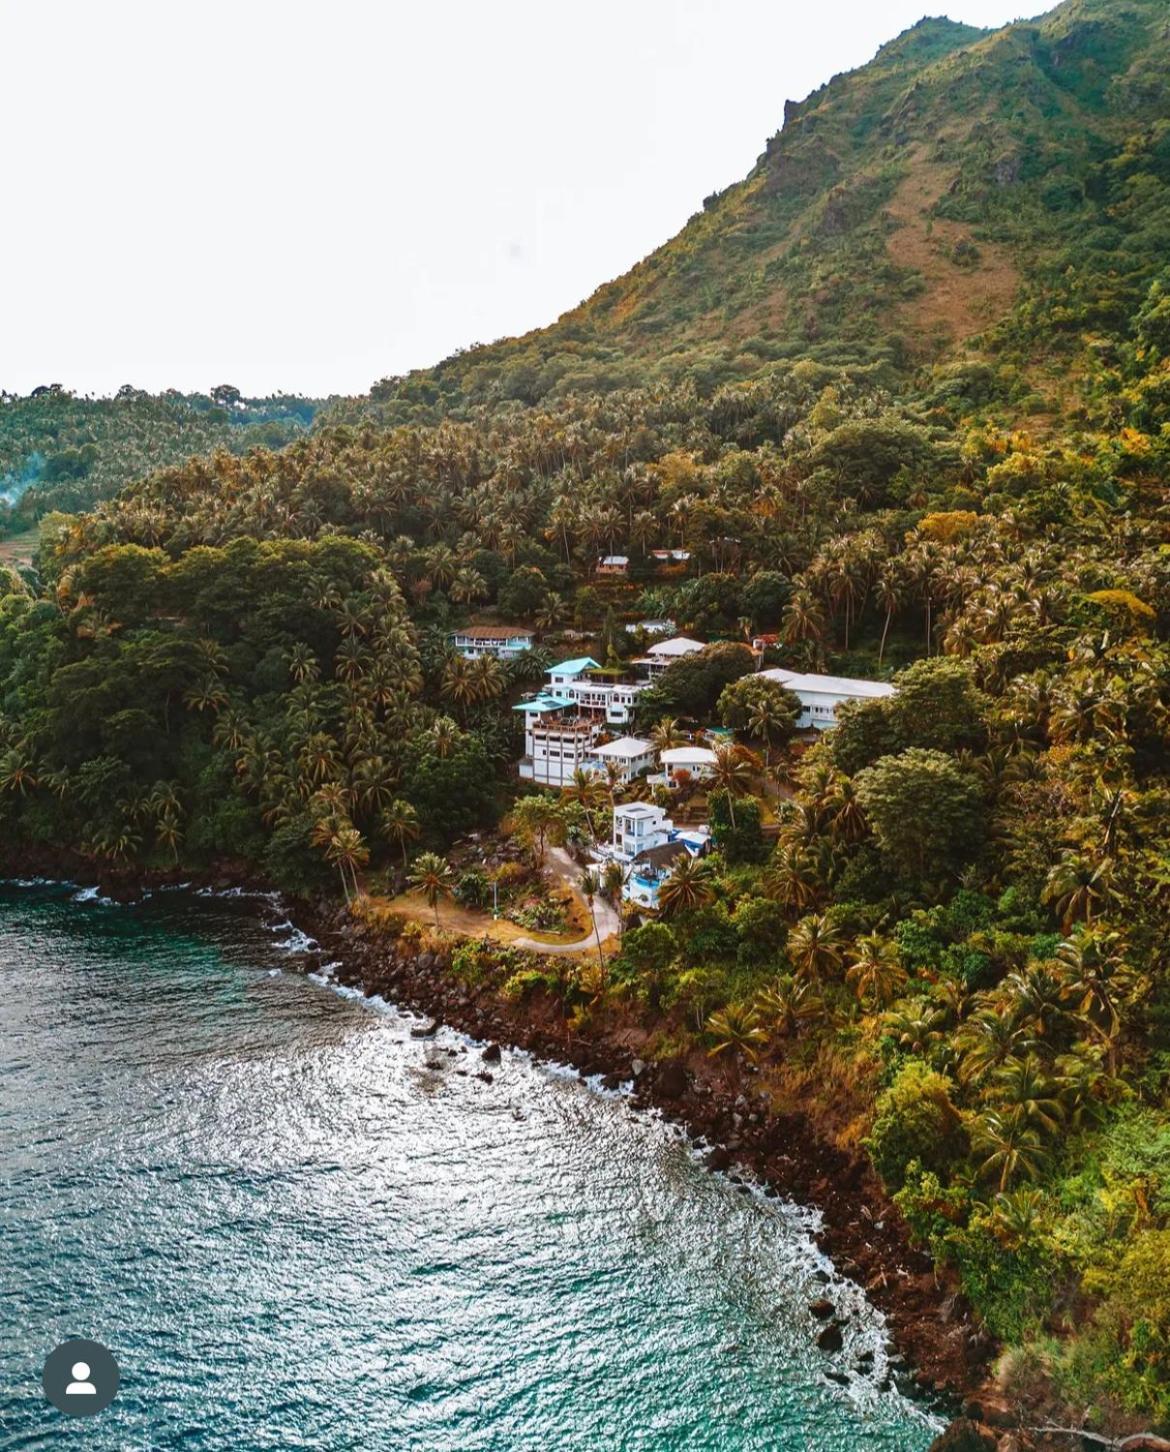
[383,848,621,959]
[514,845,620,955]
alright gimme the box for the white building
[596,555,629,576]
[658,745,719,786]
[610,802,674,861]
[625,618,676,637]
[514,693,600,788]
[546,657,648,727]
[585,736,656,784]
[636,636,708,677]
[759,668,897,731]
[449,625,534,660]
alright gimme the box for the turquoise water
[0,883,937,1450]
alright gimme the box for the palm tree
[408,851,454,927]
[379,798,420,868]
[563,768,608,839]
[787,913,844,984]
[580,868,607,976]
[992,1056,1065,1138]
[1043,853,1119,931]
[709,741,760,829]
[657,854,717,918]
[756,975,822,1038]
[846,933,907,1009]
[706,1003,767,1086]
[326,826,368,903]
[649,717,686,754]
[764,843,822,916]
[971,1110,1045,1193]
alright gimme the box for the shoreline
[1,849,1008,1439]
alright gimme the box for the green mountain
[364,0,1170,417]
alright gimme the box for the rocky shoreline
[2,851,1021,1447]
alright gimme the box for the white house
[610,801,674,861]
[514,693,600,788]
[621,826,712,911]
[658,745,719,786]
[585,736,656,784]
[759,668,897,731]
[651,549,691,565]
[596,555,629,576]
[546,657,648,727]
[449,625,534,660]
[624,841,693,912]
[636,636,708,677]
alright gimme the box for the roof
[647,636,707,658]
[548,656,601,676]
[760,668,897,700]
[598,555,629,566]
[450,624,533,640]
[512,693,575,713]
[616,802,668,819]
[592,736,654,759]
[660,746,719,766]
[632,841,691,871]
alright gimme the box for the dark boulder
[481,1043,502,1064]
[927,1421,996,1452]
[410,1018,440,1038]
[816,1323,844,1353]
[809,1298,836,1320]
[655,1061,689,1099]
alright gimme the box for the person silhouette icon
[65,1363,97,1396]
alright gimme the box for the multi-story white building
[546,657,648,727]
[610,802,675,862]
[759,668,897,730]
[514,693,600,788]
[448,624,534,660]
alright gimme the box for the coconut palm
[971,1110,1045,1193]
[326,825,368,903]
[379,798,420,868]
[657,854,717,918]
[407,851,454,927]
[756,974,822,1038]
[846,933,907,1009]
[787,913,844,984]
[1043,853,1119,931]
[705,1003,767,1084]
[649,717,686,753]
[709,741,761,828]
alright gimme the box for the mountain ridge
[359,0,1170,420]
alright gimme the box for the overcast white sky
[2,0,1034,399]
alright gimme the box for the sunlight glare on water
[0,884,938,1450]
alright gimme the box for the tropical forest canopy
[2,0,1170,1434]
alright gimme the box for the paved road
[514,845,620,956]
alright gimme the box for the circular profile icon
[42,1338,120,1417]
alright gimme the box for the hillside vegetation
[0,385,317,535]
[1,0,1170,1437]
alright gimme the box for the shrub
[866,1060,968,1191]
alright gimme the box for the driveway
[514,844,620,956]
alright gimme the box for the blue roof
[512,693,575,713]
[548,657,600,677]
